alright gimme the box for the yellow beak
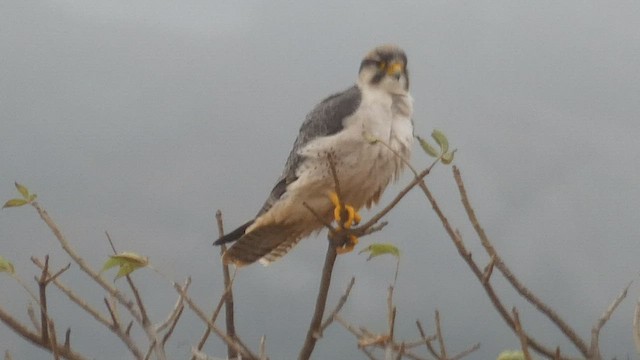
[386,61,404,76]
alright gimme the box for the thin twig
[634,300,640,356]
[453,166,589,357]
[47,320,60,360]
[37,255,50,343]
[159,278,190,347]
[589,280,632,357]
[420,169,559,358]
[434,310,447,359]
[0,306,88,360]
[450,342,480,360]
[174,280,257,360]
[512,308,531,360]
[259,335,267,360]
[27,303,39,331]
[320,277,355,335]
[192,267,237,359]
[216,210,238,360]
[32,256,143,359]
[299,238,339,360]
[415,320,438,359]
[33,203,167,359]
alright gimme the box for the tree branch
[299,237,339,360]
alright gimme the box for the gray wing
[256,85,362,216]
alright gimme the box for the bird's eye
[378,61,386,70]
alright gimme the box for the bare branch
[320,277,356,335]
[512,308,531,360]
[481,255,496,285]
[419,167,561,358]
[259,335,267,360]
[634,300,640,356]
[47,319,60,360]
[27,303,39,331]
[216,210,238,360]
[589,281,632,357]
[299,237,339,360]
[192,266,237,359]
[174,280,257,360]
[450,342,480,360]
[434,310,447,359]
[415,320,438,358]
[0,306,88,360]
[453,166,589,357]
[157,278,190,333]
[64,328,71,351]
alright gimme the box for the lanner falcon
[215,44,414,267]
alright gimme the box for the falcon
[215,44,414,267]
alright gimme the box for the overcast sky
[2,1,640,359]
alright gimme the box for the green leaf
[359,243,400,261]
[0,256,15,274]
[29,194,37,202]
[441,151,455,165]
[3,198,29,209]
[431,129,449,154]
[496,350,525,360]
[101,252,148,280]
[416,136,440,157]
[14,182,29,199]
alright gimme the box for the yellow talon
[329,192,362,229]
[336,235,359,254]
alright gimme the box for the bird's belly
[292,128,411,215]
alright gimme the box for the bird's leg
[329,192,362,254]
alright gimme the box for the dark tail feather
[222,223,299,266]
[213,219,254,245]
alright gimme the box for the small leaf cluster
[417,129,455,164]
[496,350,525,360]
[101,252,149,280]
[0,256,15,275]
[3,182,37,209]
[359,243,400,261]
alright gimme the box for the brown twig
[31,257,143,359]
[512,308,531,360]
[453,166,590,357]
[415,320,439,358]
[450,342,480,360]
[192,266,237,359]
[634,300,640,356]
[589,281,632,358]
[259,335,267,360]
[27,303,39,331]
[215,210,238,360]
[37,255,51,343]
[434,310,447,359]
[299,237,339,360]
[174,280,257,359]
[33,203,167,359]
[320,276,355,335]
[0,306,87,360]
[47,319,60,360]
[419,168,559,358]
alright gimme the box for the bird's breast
[294,90,414,210]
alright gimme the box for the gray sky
[2,1,640,359]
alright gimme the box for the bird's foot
[329,192,361,254]
[329,192,361,229]
[336,235,359,254]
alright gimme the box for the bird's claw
[329,192,361,254]
[329,192,362,229]
[336,235,359,254]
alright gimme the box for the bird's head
[357,44,409,95]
